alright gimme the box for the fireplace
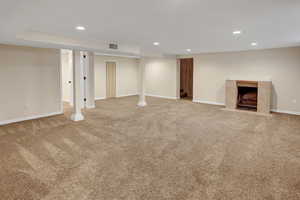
[237,81,258,111]
[225,80,272,115]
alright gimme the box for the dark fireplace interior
[237,81,258,111]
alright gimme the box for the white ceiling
[1,0,300,56]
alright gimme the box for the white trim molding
[146,94,179,100]
[0,111,63,126]
[116,93,138,98]
[192,99,225,106]
[86,105,96,109]
[59,49,64,114]
[94,52,140,59]
[95,94,138,100]
[95,97,106,100]
[271,109,300,116]
[192,99,300,116]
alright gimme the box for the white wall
[144,57,178,99]
[0,44,61,124]
[94,55,139,99]
[183,47,300,113]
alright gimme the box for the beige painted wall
[0,44,61,123]
[182,47,300,113]
[144,57,178,99]
[94,55,139,99]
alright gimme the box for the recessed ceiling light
[251,42,258,46]
[233,30,242,35]
[153,42,160,46]
[76,26,85,30]
[186,49,191,52]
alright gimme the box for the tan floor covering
[0,96,300,200]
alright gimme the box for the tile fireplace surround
[225,80,272,115]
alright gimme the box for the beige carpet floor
[0,96,300,200]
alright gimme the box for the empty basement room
[1,1,300,200]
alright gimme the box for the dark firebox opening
[237,86,258,111]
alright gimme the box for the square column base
[71,113,84,121]
[137,101,147,107]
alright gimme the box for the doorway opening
[180,58,193,100]
[106,61,116,98]
[61,49,73,111]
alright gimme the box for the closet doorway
[180,58,193,100]
[106,61,116,98]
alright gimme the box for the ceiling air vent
[109,43,118,50]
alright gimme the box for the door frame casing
[59,50,63,113]
[177,57,194,100]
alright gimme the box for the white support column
[71,50,84,121]
[137,58,147,106]
[85,52,96,108]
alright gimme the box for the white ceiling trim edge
[94,52,140,58]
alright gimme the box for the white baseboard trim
[116,94,138,98]
[95,97,106,100]
[146,94,179,100]
[192,99,225,106]
[0,111,63,126]
[95,94,138,100]
[192,99,300,116]
[271,109,300,116]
